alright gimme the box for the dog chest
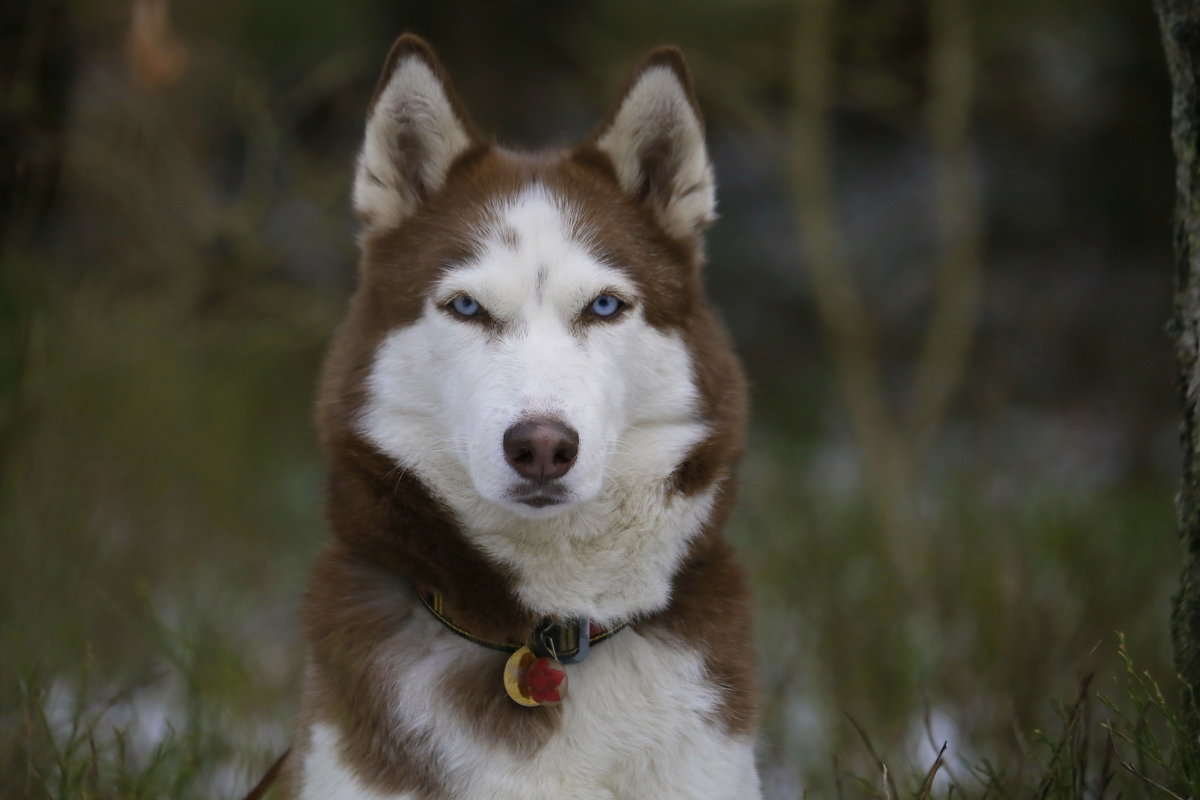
[296,624,760,799]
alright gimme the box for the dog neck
[325,431,719,632]
[415,585,626,663]
[456,480,719,625]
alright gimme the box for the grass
[2,622,1190,798]
[736,435,1177,797]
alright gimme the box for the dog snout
[503,417,579,482]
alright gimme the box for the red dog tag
[503,646,568,707]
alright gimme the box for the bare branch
[907,0,984,451]
[788,0,918,570]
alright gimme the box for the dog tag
[503,646,568,707]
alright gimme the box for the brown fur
[275,35,755,797]
[441,656,564,758]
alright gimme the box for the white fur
[358,184,714,623]
[300,605,760,799]
[300,724,396,800]
[596,66,716,239]
[353,55,472,230]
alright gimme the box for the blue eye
[451,295,481,317]
[590,294,623,318]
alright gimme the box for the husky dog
[270,34,759,800]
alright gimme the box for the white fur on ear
[595,54,716,241]
[353,37,475,231]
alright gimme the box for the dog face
[368,182,704,518]
[324,37,739,533]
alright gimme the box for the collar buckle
[533,618,590,664]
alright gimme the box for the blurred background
[0,0,1179,797]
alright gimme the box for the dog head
[321,35,743,529]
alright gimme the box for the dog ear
[589,47,716,242]
[353,34,481,231]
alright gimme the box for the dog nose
[503,418,579,482]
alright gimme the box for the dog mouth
[507,482,569,509]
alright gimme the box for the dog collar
[415,586,625,706]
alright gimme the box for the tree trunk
[1156,0,1200,732]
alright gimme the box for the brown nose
[503,418,579,482]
